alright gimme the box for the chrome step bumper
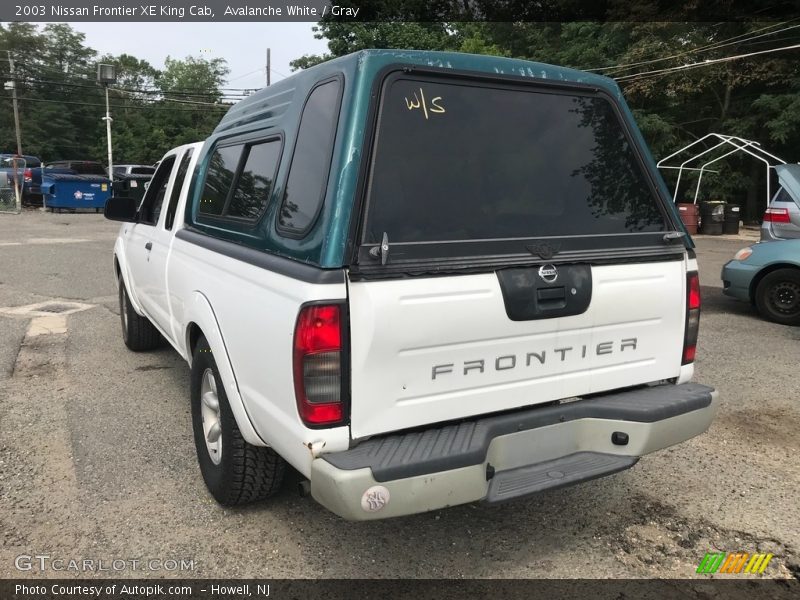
[311,383,718,520]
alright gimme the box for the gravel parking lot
[0,212,797,581]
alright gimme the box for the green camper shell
[185,49,685,269]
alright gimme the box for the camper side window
[277,78,342,236]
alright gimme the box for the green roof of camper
[215,49,622,133]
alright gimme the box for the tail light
[23,168,32,183]
[683,272,701,364]
[293,304,347,427]
[763,207,790,223]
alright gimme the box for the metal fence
[0,156,24,214]
[0,187,18,213]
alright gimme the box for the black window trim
[275,73,345,240]
[347,64,685,274]
[137,154,178,226]
[164,147,195,231]
[195,132,285,228]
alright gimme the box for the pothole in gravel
[0,300,94,319]
[34,303,75,314]
[604,495,796,578]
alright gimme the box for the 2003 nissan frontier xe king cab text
[105,49,718,520]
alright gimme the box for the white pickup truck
[106,50,718,520]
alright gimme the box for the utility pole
[103,85,113,176]
[6,51,23,212]
[266,48,271,87]
[7,52,22,156]
[97,64,116,177]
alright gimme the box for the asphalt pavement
[0,212,797,583]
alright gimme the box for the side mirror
[104,196,138,222]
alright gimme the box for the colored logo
[696,552,773,574]
[73,190,83,200]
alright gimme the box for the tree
[1,23,231,165]
[0,23,46,154]
[153,56,230,151]
[290,22,456,70]
[158,55,229,102]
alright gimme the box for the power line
[5,76,249,101]
[115,88,233,107]
[226,67,265,83]
[8,59,255,93]
[29,77,246,97]
[587,20,800,75]
[8,55,276,93]
[588,20,797,74]
[5,95,230,112]
[614,42,800,83]
[5,71,251,96]
[226,65,290,86]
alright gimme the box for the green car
[722,239,800,325]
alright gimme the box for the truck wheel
[190,336,285,505]
[118,279,162,351]
[755,268,800,326]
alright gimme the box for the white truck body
[109,50,717,520]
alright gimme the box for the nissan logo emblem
[538,264,558,283]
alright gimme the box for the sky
[69,23,329,90]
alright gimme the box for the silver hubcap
[200,368,222,465]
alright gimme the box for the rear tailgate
[348,261,685,438]
[346,67,688,439]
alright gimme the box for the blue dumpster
[42,173,112,210]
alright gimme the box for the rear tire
[190,335,285,506]
[118,278,162,351]
[755,268,800,326]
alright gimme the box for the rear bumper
[760,223,778,242]
[761,222,800,242]
[311,383,718,520]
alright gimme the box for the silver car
[761,164,800,241]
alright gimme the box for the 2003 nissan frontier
[104,49,718,520]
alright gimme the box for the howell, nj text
[431,338,639,379]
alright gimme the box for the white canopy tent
[656,133,786,211]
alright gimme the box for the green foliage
[290,22,456,70]
[158,55,229,101]
[753,85,800,145]
[0,23,229,165]
[289,53,329,71]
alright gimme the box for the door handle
[145,242,153,251]
[536,286,567,309]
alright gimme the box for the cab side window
[139,156,176,225]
